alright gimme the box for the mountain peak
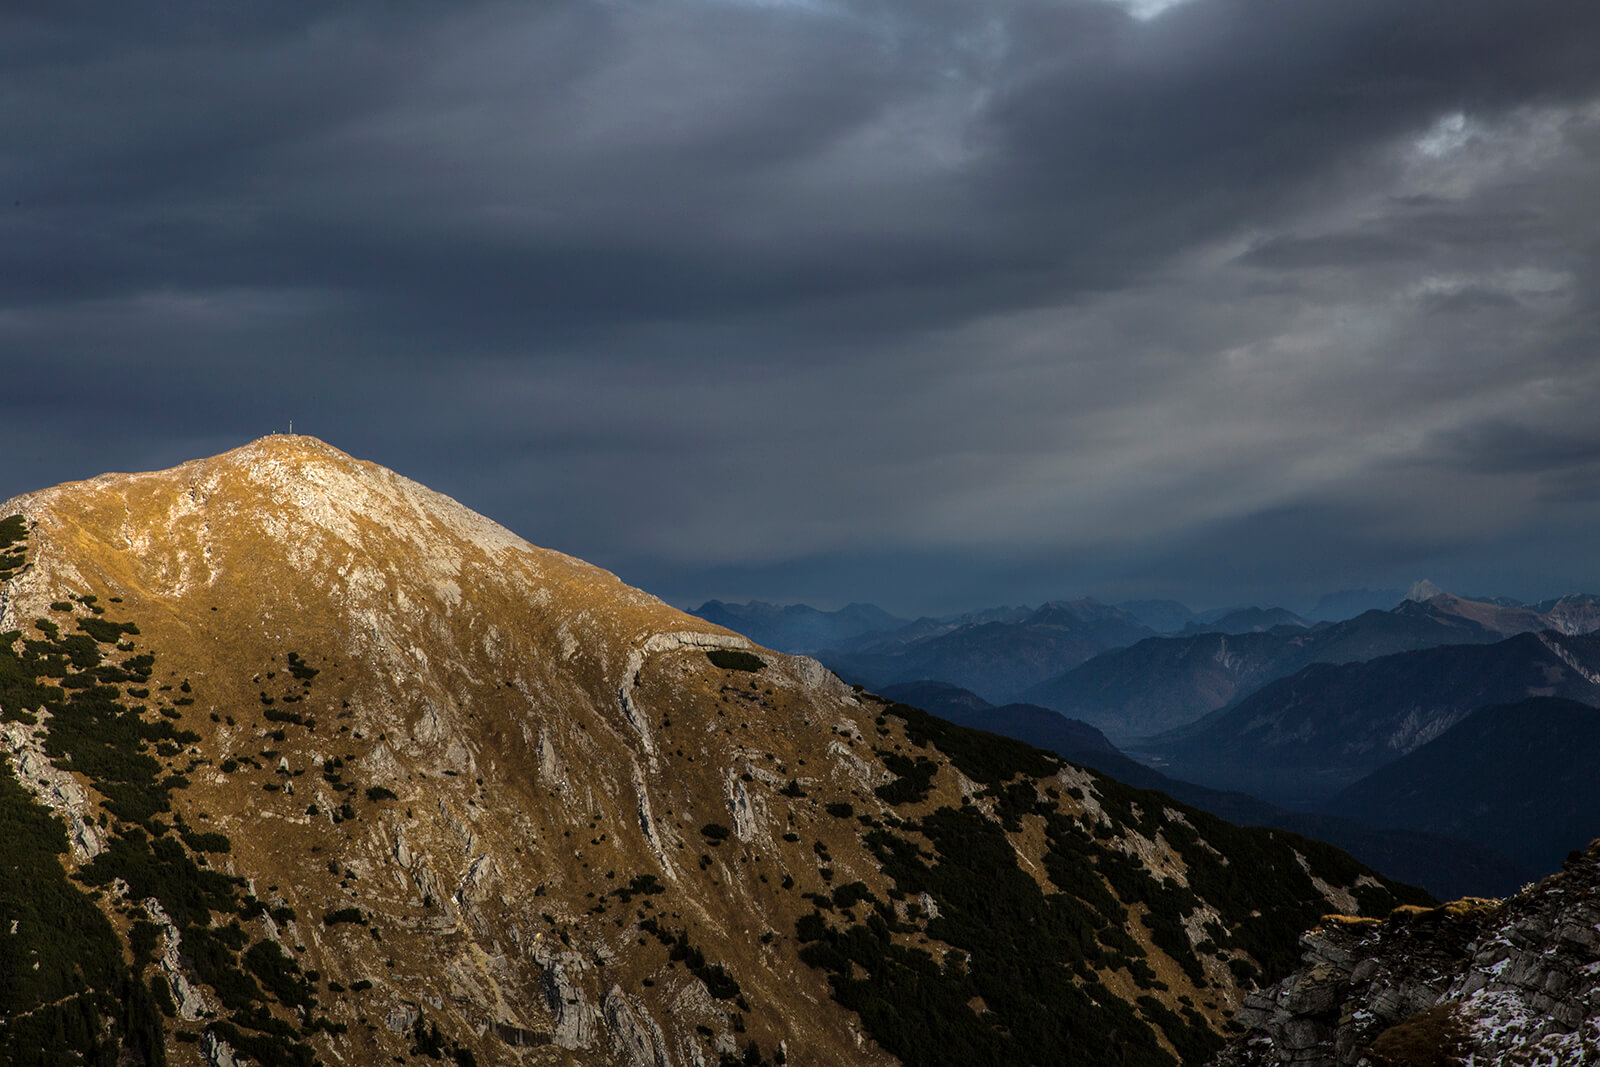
[0,445,1427,1066]
[1,436,736,682]
[1404,578,1447,602]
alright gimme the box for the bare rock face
[1216,842,1600,1066]
[201,1029,242,1067]
[1,719,104,860]
[537,946,602,1049]
[603,984,672,1067]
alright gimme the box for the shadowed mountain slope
[878,681,1122,761]
[1326,697,1600,873]
[878,683,1530,900]
[1150,633,1600,804]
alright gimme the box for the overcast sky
[4,0,1600,615]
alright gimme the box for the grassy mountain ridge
[0,437,1428,1065]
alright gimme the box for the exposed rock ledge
[1215,841,1600,1066]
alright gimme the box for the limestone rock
[538,947,601,1050]
[1215,846,1600,1065]
[604,984,672,1067]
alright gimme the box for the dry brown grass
[1366,1004,1471,1067]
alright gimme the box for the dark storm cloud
[1421,286,1522,314]
[1422,420,1600,486]
[1386,200,1550,249]
[983,0,1600,259]
[9,0,1586,336]
[1236,233,1421,270]
[4,0,1600,613]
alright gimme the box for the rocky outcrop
[603,984,672,1067]
[1,719,105,861]
[200,1029,241,1067]
[536,945,602,1050]
[619,630,750,762]
[1216,841,1600,1065]
[144,898,211,1021]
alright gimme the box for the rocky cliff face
[1215,842,1600,1066]
[1537,594,1600,637]
[0,437,1426,1066]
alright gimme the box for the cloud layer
[5,0,1600,613]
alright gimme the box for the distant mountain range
[694,597,1328,708]
[687,599,906,653]
[690,596,1320,659]
[1117,598,1204,632]
[1023,598,1509,742]
[1531,593,1600,632]
[1302,587,1407,621]
[699,587,1600,745]
[817,599,1156,703]
[1179,606,1308,635]
[1147,631,1600,804]
[1024,630,1294,743]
